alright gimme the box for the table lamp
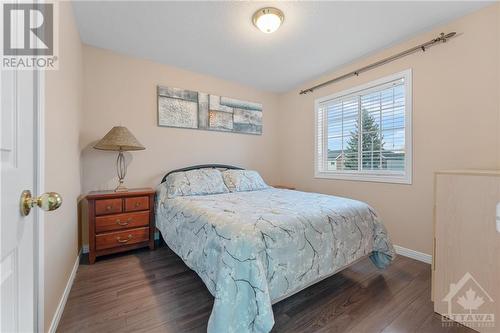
[93,126,145,192]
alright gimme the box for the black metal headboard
[160,164,244,184]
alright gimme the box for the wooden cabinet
[433,170,500,332]
[86,188,155,264]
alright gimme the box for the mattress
[155,187,395,333]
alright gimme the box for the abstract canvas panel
[233,108,262,134]
[158,85,262,135]
[158,97,198,129]
[209,111,233,131]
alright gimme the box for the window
[315,69,412,184]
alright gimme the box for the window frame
[314,69,412,184]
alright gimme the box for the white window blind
[315,70,412,184]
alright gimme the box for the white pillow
[164,169,229,198]
[222,170,269,192]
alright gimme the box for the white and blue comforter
[155,187,395,333]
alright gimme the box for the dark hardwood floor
[57,245,473,333]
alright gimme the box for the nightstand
[86,188,155,264]
[273,185,296,190]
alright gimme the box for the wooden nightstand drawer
[125,196,149,212]
[95,211,150,233]
[96,227,150,251]
[95,198,123,215]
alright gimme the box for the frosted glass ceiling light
[252,7,284,34]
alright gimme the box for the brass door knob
[20,190,63,216]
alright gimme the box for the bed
[155,165,395,333]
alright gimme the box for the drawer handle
[135,202,141,207]
[106,205,112,211]
[117,234,133,243]
[116,217,132,226]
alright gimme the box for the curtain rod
[299,32,457,95]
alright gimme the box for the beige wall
[80,45,282,243]
[498,4,500,161]
[44,1,83,331]
[276,4,500,255]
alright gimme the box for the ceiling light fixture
[252,7,284,34]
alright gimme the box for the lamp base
[115,150,128,192]
[114,184,129,192]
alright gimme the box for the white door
[1,2,62,331]
[0,66,37,332]
[1,2,62,330]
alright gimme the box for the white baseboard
[48,252,80,333]
[394,245,432,264]
[82,242,431,263]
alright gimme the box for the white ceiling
[72,1,490,92]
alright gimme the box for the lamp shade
[93,126,145,151]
